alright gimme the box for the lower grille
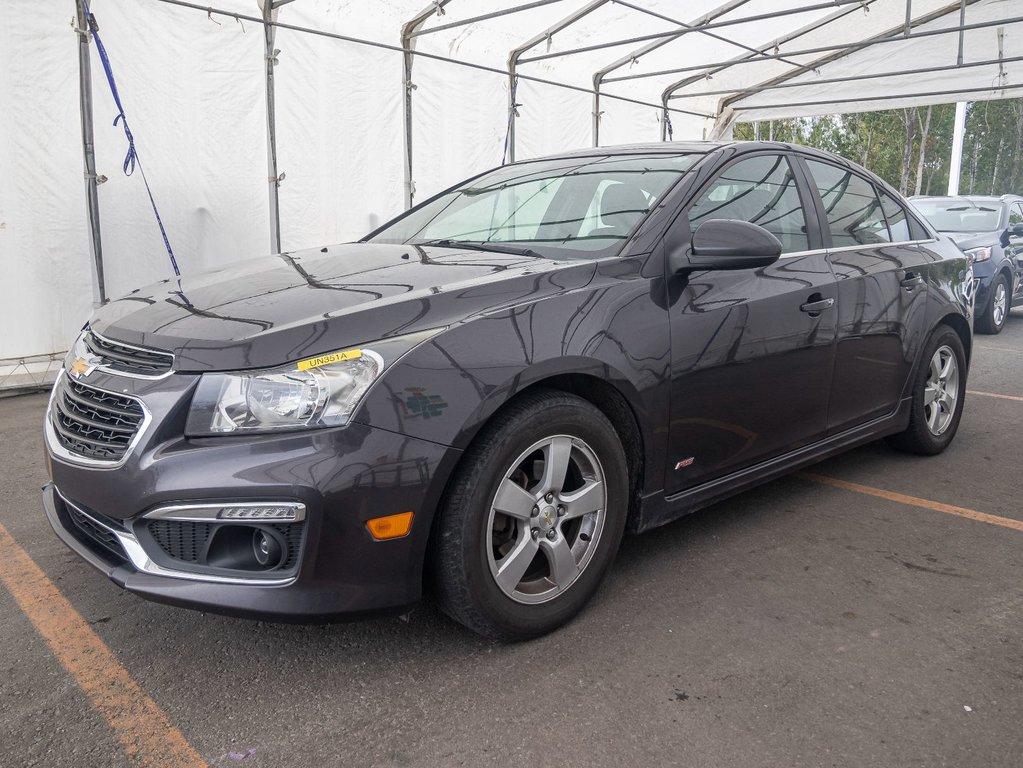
[147,520,214,563]
[65,503,127,561]
[50,376,145,463]
[146,520,304,571]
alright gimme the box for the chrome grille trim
[55,489,299,587]
[44,371,152,469]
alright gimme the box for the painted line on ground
[967,389,1023,402]
[974,344,1021,353]
[0,524,206,768]
[798,473,1023,533]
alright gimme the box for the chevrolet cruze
[43,142,973,640]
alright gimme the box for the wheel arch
[937,311,973,366]
[420,370,650,591]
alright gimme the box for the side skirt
[631,398,913,534]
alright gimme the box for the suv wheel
[977,274,1009,334]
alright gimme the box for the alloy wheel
[486,435,607,605]
[923,345,960,436]
[993,281,1008,327]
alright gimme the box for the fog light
[366,511,414,540]
[252,528,285,568]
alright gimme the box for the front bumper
[43,370,459,621]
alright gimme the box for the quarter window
[805,160,889,247]
[687,155,809,254]
[1010,204,1023,226]
[878,191,911,242]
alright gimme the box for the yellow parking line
[798,473,1023,533]
[0,524,206,768]
[967,390,1023,402]
[974,344,1020,353]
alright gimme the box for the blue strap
[83,1,180,278]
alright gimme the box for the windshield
[368,153,698,257]
[912,199,1003,233]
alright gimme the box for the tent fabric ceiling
[1,0,1021,367]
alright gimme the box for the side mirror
[687,219,783,271]
[1010,223,1023,238]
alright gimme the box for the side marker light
[366,511,414,540]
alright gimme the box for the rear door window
[805,159,889,247]
[687,154,809,254]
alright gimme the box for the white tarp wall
[3,0,1023,370]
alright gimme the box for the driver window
[1010,204,1023,226]
[687,155,809,254]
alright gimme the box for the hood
[90,243,596,372]
[942,230,1000,250]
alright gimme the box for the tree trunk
[862,127,873,168]
[900,108,917,195]
[991,136,1005,195]
[1011,102,1023,189]
[968,139,980,194]
[914,105,932,197]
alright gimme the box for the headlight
[185,348,384,435]
[963,246,992,264]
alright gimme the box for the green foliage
[734,96,1023,197]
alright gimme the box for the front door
[665,153,837,494]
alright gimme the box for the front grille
[84,331,173,376]
[65,502,127,561]
[147,520,304,571]
[50,376,145,462]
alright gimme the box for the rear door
[798,157,930,433]
[664,152,838,494]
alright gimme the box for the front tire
[976,274,1009,334]
[431,389,628,641]
[886,326,966,455]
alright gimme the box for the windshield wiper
[417,239,545,258]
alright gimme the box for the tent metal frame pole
[733,82,1021,112]
[75,0,106,305]
[675,55,1023,99]
[657,1,872,126]
[506,0,609,164]
[517,0,864,65]
[410,0,565,38]
[263,1,282,254]
[152,0,709,121]
[957,0,967,65]
[615,0,1008,84]
[614,0,805,69]
[591,0,752,147]
[716,0,982,112]
[401,0,453,210]
[948,101,967,195]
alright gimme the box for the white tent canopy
[2,0,1021,376]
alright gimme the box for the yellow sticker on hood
[296,349,362,370]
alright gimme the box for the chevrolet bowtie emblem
[68,357,95,379]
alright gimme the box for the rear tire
[431,389,628,642]
[976,274,1009,334]
[886,326,966,456]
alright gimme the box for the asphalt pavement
[1,314,1021,768]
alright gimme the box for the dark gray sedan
[44,141,972,640]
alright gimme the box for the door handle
[901,272,924,289]
[800,296,835,314]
